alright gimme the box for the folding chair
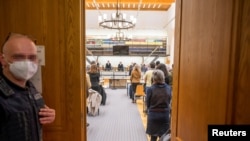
[102,78,110,88]
[134,84,146,115]
[134,84,145,101]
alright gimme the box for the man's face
[1,35,38,71]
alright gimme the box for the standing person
[88,64,101,94]
[96,61,100,71]
[155,60,160,68]
[85,73,91,127]
[105,60,112,71]
[96,61,99,67]
[0,33,55,141]
[143,62,155,94]
[168,64,174,86]
[90,60,100,72]
[146,70,171,141]
[156,63,171,85]
[128,62,135,76]
[141,63,147,73]
[130,64,141,103]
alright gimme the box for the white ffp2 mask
[9,60,38,80]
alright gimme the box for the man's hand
[39,105,56,124]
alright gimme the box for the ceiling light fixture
[98,0,136,30]
[109,30,132,41]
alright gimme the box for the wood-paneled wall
[172,0,250,140]
[0,0,86,141]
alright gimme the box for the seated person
[105,60,112,71]
[117,62,124,71]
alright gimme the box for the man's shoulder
[0,75,15,97]
[145,70,153,75]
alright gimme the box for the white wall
[165,3,176,68]
[86,3,176,70]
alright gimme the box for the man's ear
[0,53,4,64]
[0,53,7,67]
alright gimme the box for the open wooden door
[171,0,250,140]
[0,0,86,141]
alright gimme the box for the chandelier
[109,30,132,41]
[98,0,136,30]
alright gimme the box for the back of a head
[149,62,155,69]
[2,33,37,54]
[90,64,98,73]
[156,63,168,76]
[156,61,160,66]
[134,64,141,71]
[152,69,165,84]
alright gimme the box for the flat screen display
[113,45,129,55]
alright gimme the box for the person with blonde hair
[130,64,141,103]
[144,62,155,94]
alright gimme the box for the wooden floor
[135,96,150,140]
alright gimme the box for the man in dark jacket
[0,33,55,141]
[117,61,124,71]
[105,60,112,71]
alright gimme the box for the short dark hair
[149,62,155,68]
[156,61,160,65]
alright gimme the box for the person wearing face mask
[0,33,56,141]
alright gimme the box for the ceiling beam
[85,0,175,11]
[85,0,174,4]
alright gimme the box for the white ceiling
[85,10,171,39]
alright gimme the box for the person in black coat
[146,69,172,141]
[0,33,55,141]
[117,61,124,71]
[88,64,101,93]
[105,60,112,71]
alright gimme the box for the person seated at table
[117,61,124,71]
[105,60,112,71]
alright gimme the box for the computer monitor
[113,45,129,55]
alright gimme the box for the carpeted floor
[87,88,148,141]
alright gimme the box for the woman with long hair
[88,64,101,93]
[130,64,141,103]
[156,63,170,85]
